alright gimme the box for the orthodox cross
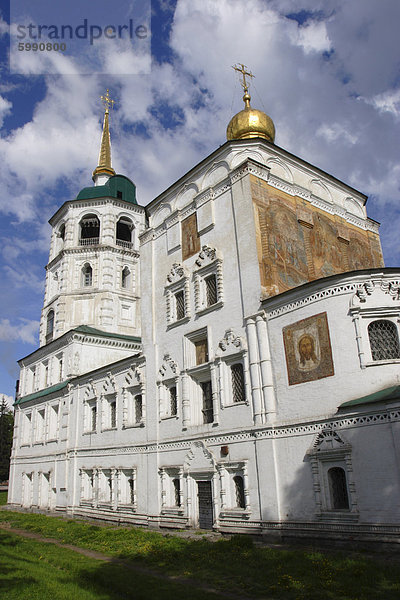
[232,63,254,94]
[101,89,115,113]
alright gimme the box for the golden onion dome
[227,91,275,143]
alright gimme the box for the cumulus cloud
[0,319,39,344]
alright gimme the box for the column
[255,314,277,420]
[210,363,219,424]
[181,373,190,429]
[246,317,263,425]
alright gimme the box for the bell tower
[39,90,146,346]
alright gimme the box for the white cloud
[367,88,400,121]
[293,20,332,54]
[0,319,39,344]
[0,95,12,127]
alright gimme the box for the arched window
[233,475,246,509]
[82,263,93,287]
[59,223,65,241]
[328,467,349,509]
[116,217,133,248]
[79,214,100,246]
[46,309,55,343]
[368,320,400,361]
[121,266,131,289]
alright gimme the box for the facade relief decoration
[183,440,216,473]
[166,263,186,284]
[159,354,179,379]
[195,245,217,268]
[251,176,384,299]
[217,329,246,354]
[283,312,334,385]
[125,365,143,387]
[181,213,200,261]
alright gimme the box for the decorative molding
[159,354,179,379]
[195,245,217,268]
[217,329,246,354]
[166,263,186,284]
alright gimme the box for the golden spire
[227,64,275,143]
[92,89,116,182]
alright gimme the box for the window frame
[193,253,224,315]
[165,264,190,328]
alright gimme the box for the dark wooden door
[197,480,213,529]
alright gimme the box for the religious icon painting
[283,311,334,385]
[181,213,200,261]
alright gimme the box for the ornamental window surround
[218,462,250,518]
[193,246,223,315]
[101,394,117,431]
[116,217,134,249]
[350,280,400,368]
[79,214,100,246]
[158,354,180,421]
[215,329,249,409]
[307,428,358,521]
[82,262,93,287]
[159,467,184,512]
[46,309,55,343]
[165,263,190,327]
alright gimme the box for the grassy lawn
[0,491,7,505]
[0,529,219,600]
[0,508,400,599]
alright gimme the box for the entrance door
[197,480,213,529]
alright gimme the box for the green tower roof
[76,174,137,204]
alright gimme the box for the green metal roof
[76,174,137,204]
[339,385,400,409]
[73,325,141,343]
[16,380,70,405]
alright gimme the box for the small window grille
[233,475,246,509]
[201,381,213,423]
[368,320,400,361]
[110,401,116,428]
[205,273,217,306]
[231,363,245,403]
[175,290,185,320]
[169,386,177,416]
[328,467,349,509]
[83,264,93,286]
[173,478,181,506]
[135,395,143,423]
[91,406,97,431]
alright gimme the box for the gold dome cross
[232,63,254,95]
[101,89,115,114]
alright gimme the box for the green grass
[0,530,219,600]
[0,490,7,505]
[1,509,400,599]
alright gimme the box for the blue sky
[0,0,399,404]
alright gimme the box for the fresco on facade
[182,213,200,261]
[283,312,334,385]
[251,176,384,298]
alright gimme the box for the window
[110,400,117,429]
[59,223,65,241]
[205,274,217,307]
[57,354,63,382]
[193,246,223,314]
[231,363,245,403]
[201,381,213,424]
[121,266,131,289]
[46,310,55,343]
[35,409,45,442]
[175,290,185,320]
[82,263,93,287]
[22,412,32,445]
[91,405,97,432]
[233,475,246,509]
[169,386,178,417]
[48,404,59,440]
[195,338,208,365]
[116,217,133,248]
[135,394,143,423]
[173,478,181,507]
[328,467,349,509]
[368,320,400,361]
[44,363,49,388]
[79,214,100,245]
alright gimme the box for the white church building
[8,79,400,543]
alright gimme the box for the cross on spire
[100,89,115,114]
[232,63,254,94]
